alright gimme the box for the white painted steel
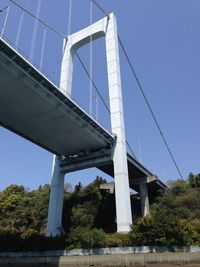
[59,13,132,232]
[106,14,132,232]
[0,17,167,237]
[47,156,64,236]
[60,16,108,96]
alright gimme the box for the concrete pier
[47,156,65,236]
[139,181,150,217]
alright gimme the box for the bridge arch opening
[72,36,111,131]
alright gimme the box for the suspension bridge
[0,1,170,235]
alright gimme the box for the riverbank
[0,252,200,266]
[0,247,200,267]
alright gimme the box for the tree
[0,184,49,236]
[129,175,200,246]
[188,173,200,188]
[67,227,107,249]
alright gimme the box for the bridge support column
[59,12,133,232]
[112,146,132,232]
[139,181,150,217]
[106,14,132,232]
[47,156,64,236]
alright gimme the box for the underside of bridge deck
[0,37,167,197]
[0,37,167,236]
[0,38,114,157]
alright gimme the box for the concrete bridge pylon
[47,156,65,236]
[47,13,132,235]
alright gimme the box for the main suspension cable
[9,0,64,37]
[118,36,183,179]
[76,51,137,159]
[126,141,137,159]
[88,0,183,177]
[90,0,109,17]
[75,52,111,115]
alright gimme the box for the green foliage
[188,173,200,188]
[106,233,131,247]
[70,203,96,228]
[0,232,66,251]
[0,177,116,250]
[153,178,200,221]
[0,173,200,251]
[0,184,49,235]
[62,176,116,234]
[129,174,200,246]
[67,227,107,249]
[20,229,39,239]
[130,215,200,246]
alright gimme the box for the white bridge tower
[47,13,133,235]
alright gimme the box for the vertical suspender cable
[76,51,111,114]
[40,24,47,69]
[15,8,24,47]
[67,0,72,36]
[138,138,142,163]
[1,6,10,38]
[90,0,108,17]
[91,0,183,177]
[9,0,63,37]
[89,0,93,115]
[29,0,41,60]
[96,96,99,121]
[64,0,72,57]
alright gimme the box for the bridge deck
[0,38,114,157]
[0,38,166,193]
[98,154,167,193]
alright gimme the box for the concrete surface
[0,252,200,266]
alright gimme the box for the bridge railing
[0,0,113,134]
[0,1,63,86]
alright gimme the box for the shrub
[67,227,107,249]
[0,233,66,252]
[106,233,131,247]
[129,215,200,246]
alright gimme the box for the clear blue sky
[0,0,199,191]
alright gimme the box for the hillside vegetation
[0,173,199,251]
